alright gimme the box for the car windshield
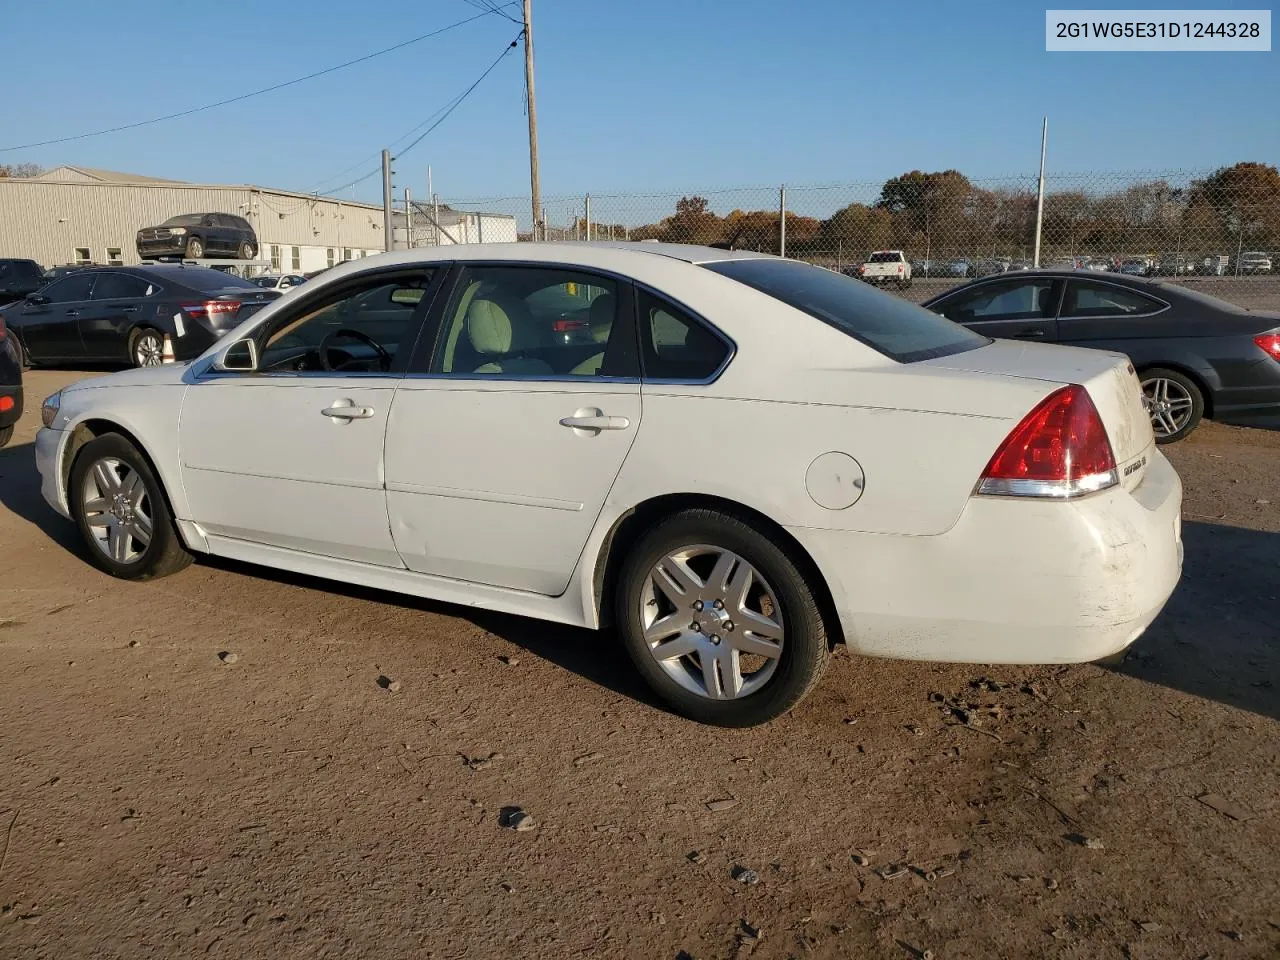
[705,258,988,363]
[253,277,279,287]
[167,268,257,292]
[867,252,900,263]
[162,214,205,226]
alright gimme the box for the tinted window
[1,260,42,280]
[169,269,257,292]
[234,217,253,231]
[1062,280,1163,318]
[42,273,96,303]
[92,274,154,300]
[705,258,987,363]
[253,276,279,288]
[431,266,631,378]
[936,279,1057,323]
[636,290,729,381]
[867,252,901,263]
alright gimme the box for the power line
[318,35,521,199]
[0,8,513,153]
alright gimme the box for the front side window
[636,289,730,381]
[935,279,1058,324]
[430,266,629,378]
[256,271,435,374]
[1062,280,1163,318]
[705,258,986,363]
[42,273,95,303]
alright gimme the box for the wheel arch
[590,492,845,649]
[1135,362,1214,419]
[61,417,184,530]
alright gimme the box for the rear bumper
[0,383,21,428]
[791,450,1183,664]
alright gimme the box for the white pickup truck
[857,250,912,288]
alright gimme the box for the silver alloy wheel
[81,457,153,564]
[1141,376,1195,438]
[134,332,163,367]
[639,544,784,700]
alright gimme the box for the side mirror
[214,337,258,372]
[26,294,49,306]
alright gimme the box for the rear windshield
[705,259,988,363]
[162,214,205,226]
[867,251,901,263]
[166,268,257,292]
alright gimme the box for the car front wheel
[616,508,830,726]
[185,237,204,258]
[69,434,193,580]
[1141,367,1204,443]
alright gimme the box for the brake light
[897,265,904,273]
[181,301,240,319]
[552,319,587,334]
[1254,332,1280,361]
[977,385,1117,499]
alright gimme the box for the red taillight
[551,319,586,333]
[0,396,12,413]
[897,265,904,273]
[181,301,239,319]
[978,385,1118,499]
[1254,332,1280,361]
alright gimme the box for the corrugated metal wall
[0,179,387,267]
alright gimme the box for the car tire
[185,237,204,259]
[0,424,12,448]
[1140,367,1204,444]
[239,241,256,260]
[128,327,164,368]
[69,433,194,581]
[615,508,831,727]
[13,332,37,369]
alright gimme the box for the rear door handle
[1013,328,1046,338]
[560,411,630,432]
[65,310,79,317]
[321,399,375,421]
[122,305,139,313]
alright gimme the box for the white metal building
[392,201,518,249]
[0,166,387,272]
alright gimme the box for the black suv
[136,213,258,261]
[0,258,46,306]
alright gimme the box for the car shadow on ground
[1106,520,1280,722]
[3,441,1275,721]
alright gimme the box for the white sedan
[34,243,1183,726]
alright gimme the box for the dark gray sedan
[923,270,1280,442]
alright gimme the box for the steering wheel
[319,328,392,372]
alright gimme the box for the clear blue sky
[3,0,1276,206]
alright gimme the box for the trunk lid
[205,290,281,332]
[923,339,1154,490]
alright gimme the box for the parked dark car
[0,258,46,307]
[0,311,21,447]
[136,213,258,261]
[923,270,1280,443]
[1,265,281,368]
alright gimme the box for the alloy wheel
[135,333,163,367]
[638,544,784,700]
[1141,376,1195,438]
[81,457,153,564]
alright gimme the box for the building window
[105,247,123,265]
[326,248,335,267]
[343,248,352,262]
[270,245,281,271]
[291,246,301,271]
[74,247,91,264]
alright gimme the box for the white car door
[179,268,441,566]
[384,264,641,595]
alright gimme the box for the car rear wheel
[239,241,256,260]
[69,434,193,581]
[1140,367,1203,444]
[0,425,12,448]
[129,328,164,368]
[185,237,204,258]
[616,508,830,726]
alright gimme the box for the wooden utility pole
[522,0,542,241]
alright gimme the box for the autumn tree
[660,195,725,244]
[0,163,42,178]
[1188,162,1280,248]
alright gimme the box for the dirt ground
[1,369,1277,960]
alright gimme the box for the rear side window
[170,269,257,292]
[636,290,730,381]
[1062,280,1163,318]
[92,274,154,300]
[705,258,987,363]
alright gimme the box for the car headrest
[588,293,615,343]
[466,295,536,356]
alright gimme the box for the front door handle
[560,409,630,432]
[122,305,139,313]
[321,399,375,421]
[65,310,80,317]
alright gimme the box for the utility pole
[433,193,442,247]
[405,187,414,249]
[584,194,592,242]
[1032,117,1047,268]
[778,184,787,257]
[522,0,542,241]
[381,149,394,252]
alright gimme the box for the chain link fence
[439,166,1280,310]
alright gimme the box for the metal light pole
[1032,117,1047,268]
[522,0,542,241]
[778,184,787,257]
[584,194,592,241]
[381,149,394,252]
[404,187,413,249]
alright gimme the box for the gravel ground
[0,369,1277,960]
